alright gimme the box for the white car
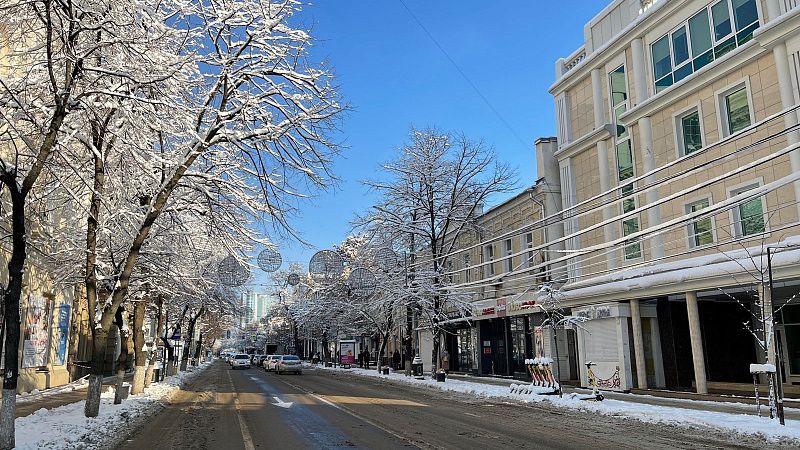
[275,355,302,375]
[264,355,282,371]
[231,354,251,369]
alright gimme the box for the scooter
[580,361,605,401]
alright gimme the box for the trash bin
[382,366,390,375]
[411,355,424,379]
[435,370,446,382]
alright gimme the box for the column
[766,0,782,21]
[630,299,648,389]
[685,291,708,394]
[638,116,665,259]
[592,68,617,269]
[631,39,648,105]
[772,42,800,220]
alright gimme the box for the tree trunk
[131,300,147,395]
[194,332,204,365]
[404,305,414,375]
[84,147,107,417]
[145,298,164,387]
[114,307,130,405]
[181,310,201,372]
[85,328,108,417]
[1,188,28,450]
[431,330,441,379]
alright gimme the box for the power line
[397,0,531,152]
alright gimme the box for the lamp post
[766,245,786,425]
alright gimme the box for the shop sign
[479,307,495,317]
[22,293,52,368]
[339,340,356,365]
[54,304,71,365]
[576,305,613,320]
[496,298,507,318]
[507,299,537,314]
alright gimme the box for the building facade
[548,0,800,393]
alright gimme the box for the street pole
[161,310,169,382]
[766,247,785,425]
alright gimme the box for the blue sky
[265,0,608,274]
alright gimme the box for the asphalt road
[118,361,779,449]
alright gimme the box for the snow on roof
[562,237,800,300]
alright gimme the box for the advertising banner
[54,304,71,365]
[339,340,355,365]
[22,293,52,368]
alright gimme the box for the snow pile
[320,366,800,444]
[17,376,89,405]
[15,362,212,450]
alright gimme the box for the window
[723,86,752,135]
[504,239,513,273]
[463,254,471,282]
[483,244,494,278]
[677,109,703,155]
[731,184,765,237]
[446,259,454,283]
[687,199,714,247]
[609,64,640,260]
[523,233,534,268]
[622,219,642,259]
[651,0,759,93]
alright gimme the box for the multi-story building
[437,138,571,379]
[548,0,800,393]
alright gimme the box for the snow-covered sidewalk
[318,365,800,444]
[15,362,212,450]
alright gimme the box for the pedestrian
[364,350,370,369]
[393,350,401,370]
[358,350,364,368]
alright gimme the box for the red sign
[481,307,495,316]
[483,348,492,354]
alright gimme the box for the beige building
[549,0,800,393]
[435,138,577,379]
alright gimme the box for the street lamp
[765,244,794,426]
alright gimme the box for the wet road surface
[118,361,782,449]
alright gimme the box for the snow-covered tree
[358,128,516,375]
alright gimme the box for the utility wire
[397,0,532,152]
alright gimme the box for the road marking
[227,370,256,450]
[272,396,294,408]
[463,412,479,417]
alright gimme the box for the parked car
[231,354,251,370]
[255,355,269,368]
[264,355,282,371]
[275,355,302,375]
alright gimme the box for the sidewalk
[446,372,800,421]
[3,373,135,418]
[318,365,800,443]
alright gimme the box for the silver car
[231,354,251,369]
[275,355,302,375]
[264,355,282,371]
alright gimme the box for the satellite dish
[309,250,344,278]
[217,256,250,287]
[287,273,301,286]
[347,267,377,298]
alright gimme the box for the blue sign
[55,304,70,365]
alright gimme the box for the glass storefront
[509,316,529,375]
[782,305,800,376]
[457,327,474,372]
